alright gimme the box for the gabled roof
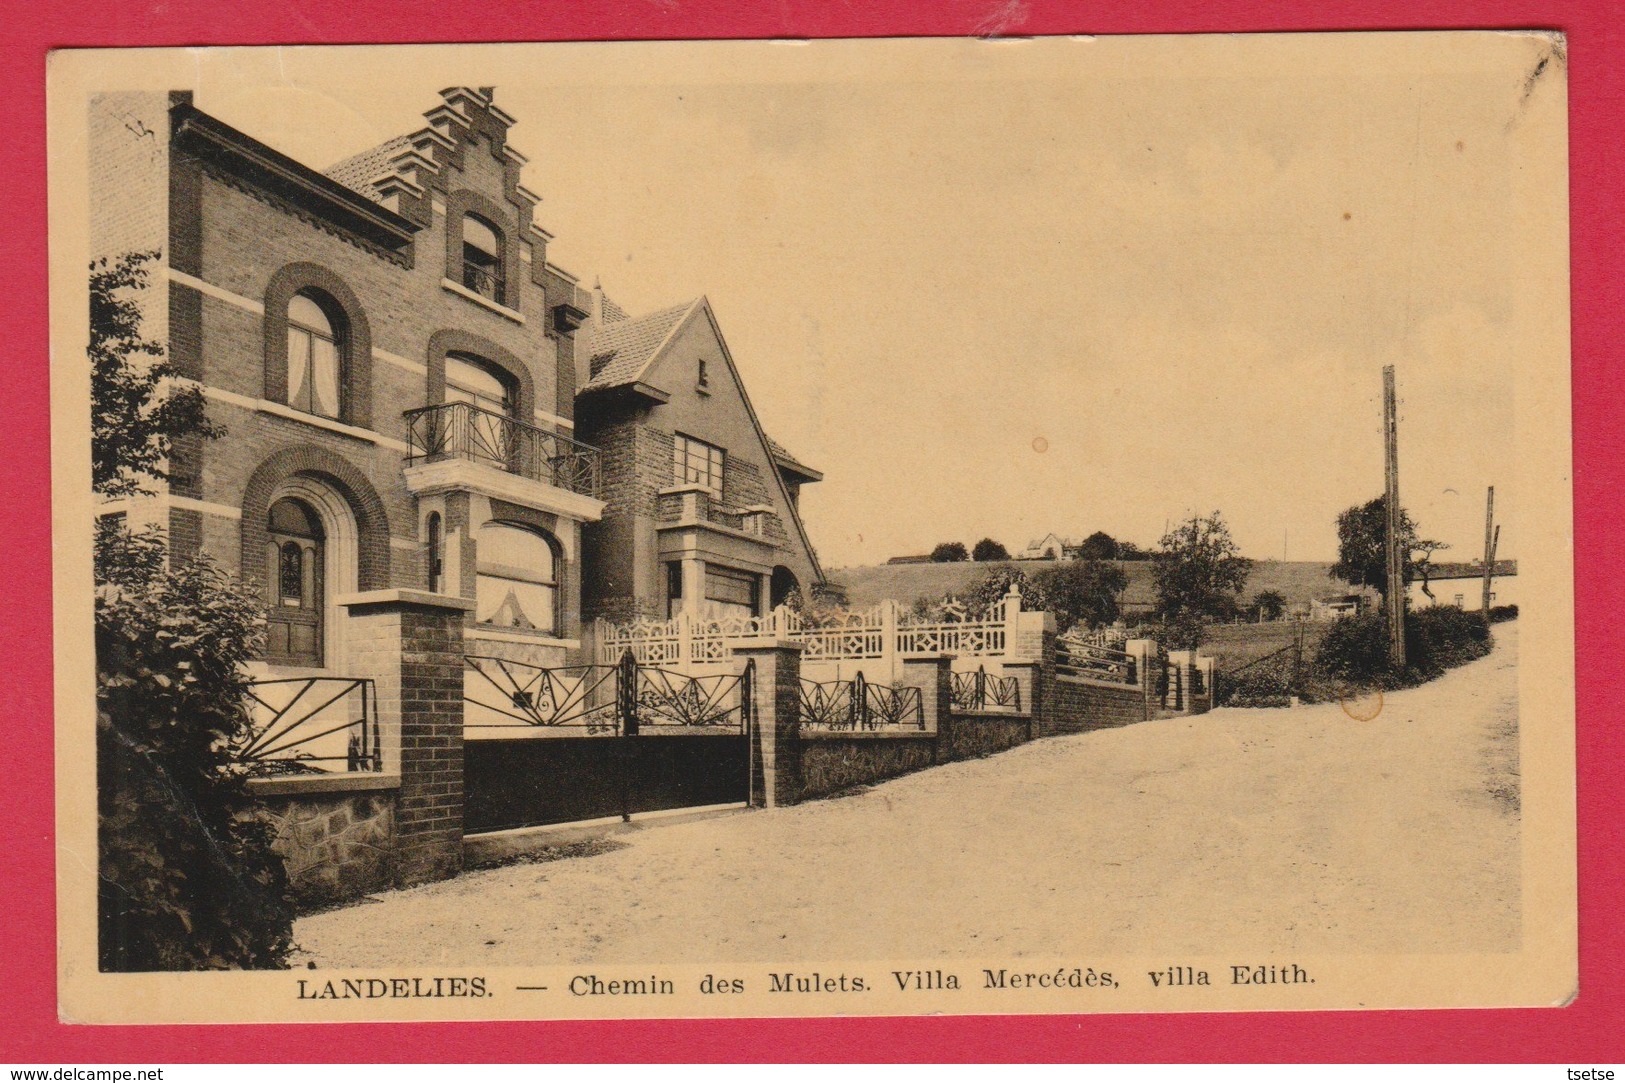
[573,293,825,584]
[765,436,823,483]
[324,135,414,202]
[576,300,699,392]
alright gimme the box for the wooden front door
[265,497,325,666]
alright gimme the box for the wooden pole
[1383,366,1406,667]
[1481,486,1496,618]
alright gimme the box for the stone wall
[941,711,1032,760]
[256,784,397,908]
[798,733,937,799]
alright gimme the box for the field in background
[1201,621,1331,671]
[828,559,1366,614]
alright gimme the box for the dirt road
[295,625,1519,967]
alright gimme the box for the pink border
[3,0,1618,1062]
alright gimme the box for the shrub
[1313,606,1493,688]
[1313,612,1393,683]
[1489,604,1519,623]
[97,523,293,970]
[1404,605,1492,678]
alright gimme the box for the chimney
[591,276,605,323]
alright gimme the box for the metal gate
[461,651,753,834]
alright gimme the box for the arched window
[265,497,325,665]
[286,291,342,419]
[426,512,444,594]
[445,352,517,466]
[445,352,514,416]
[475,522,558,633]
[461,214,505,304]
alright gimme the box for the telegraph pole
[1383,366,1406,667]
[1480,486,1496,618]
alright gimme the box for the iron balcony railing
[462,261,507,305]
[404,400,601,498]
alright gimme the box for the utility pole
[1481,486,1496,618]
[1383,366,1406,667]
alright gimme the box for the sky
[152,33,1563,569]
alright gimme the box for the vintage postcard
[49,33,1574,1023]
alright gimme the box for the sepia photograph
[49,32,1575,1023]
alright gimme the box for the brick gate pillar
[340,588,473,886]
[900,653,954,761]
[1126,638,1159,721]
[729,638,803,808]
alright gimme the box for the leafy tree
[1152,512,1253,648]
[1030,559,1129,633]
[1076,531,1119,560]
[92,253,290,970]
[951,560,1128,633]
[1253,589,1287,622]
[930,541,969,563]
[1330,496,1449,602]
[971,537,1010,562]
[91,251,220,497]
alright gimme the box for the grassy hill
[827,559,1364,612]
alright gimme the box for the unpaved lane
[296,626,1519,966]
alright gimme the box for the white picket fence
[595,592,1026,683]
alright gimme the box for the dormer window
[286,291,342,420]
[461,214,505,305]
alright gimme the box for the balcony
[404,402,603,517]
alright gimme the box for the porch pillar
[339,588,474,887]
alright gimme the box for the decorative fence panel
[798,671,925,731]
[239,676,381,775]
[951,665,1023,712]
[596,593,1026,681]
[1055,636,1138,686]
[465,652,753,736]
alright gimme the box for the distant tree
[1253,589,1288,622]
[1152,512,1254,648]
[1076,531,1119,560]
[1330,496,1449,603]
[91,251,220,497]
[1117,540,1152,561]
[930,542,970,563]
[971,537,1010,562]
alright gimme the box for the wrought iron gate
[461,651,753,834]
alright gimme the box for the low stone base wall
[251,777,399,908]
[1047,677,1149,734]
[798,733,936,799]
[941,711,1031,760]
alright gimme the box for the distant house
[1408,559,1517,612]
[1310,595,1363,621]
[886,554,933,565]
[1019,533,1076,560]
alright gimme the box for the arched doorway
[770,565,802,610]
[265,497,325,666]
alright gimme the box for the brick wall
[1045,677,1151,734]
